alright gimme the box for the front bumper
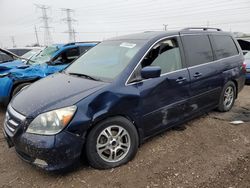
[3,123,85,171]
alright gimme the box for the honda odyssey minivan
[3,28,246,170]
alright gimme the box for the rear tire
[217,81,236,112]
[12,83,31,97]
[86,116,139,169]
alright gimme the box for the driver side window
[142,38,182,74]
[129,38,183,83]
[53,47,80,65]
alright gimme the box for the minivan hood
[11,73,108,117]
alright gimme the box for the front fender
[67,86,144,142]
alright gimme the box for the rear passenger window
[182,35,213,67]
[212,35,239,59]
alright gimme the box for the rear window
[212,35,239,59]
[182,35,213,67]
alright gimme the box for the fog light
[34,158,48,167]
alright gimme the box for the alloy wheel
[96,125,131,163]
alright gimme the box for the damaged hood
[6,64,63,79]
[11,73,108,117]
[0,60,28,74]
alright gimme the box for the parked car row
[0,42,98,105]
[2,28,246,171]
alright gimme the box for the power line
[75,0,250,16]
[61,8,77,43]
[35,4,53,46]
[77,6,250,25]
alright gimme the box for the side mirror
[141,66,161,79]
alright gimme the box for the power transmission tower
[11,36,16,48]
[34,25,40,46]
[61,8,77,43]
[35,4,53,46]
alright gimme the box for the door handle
[193,72,202,78]
[176,77,186,83]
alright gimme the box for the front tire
[86,116,139,169]
[217,81,236,112]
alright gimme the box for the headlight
[26,106,77,135]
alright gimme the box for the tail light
[242,62,247,73]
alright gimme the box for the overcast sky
[0,0,250,48]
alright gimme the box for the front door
[129,37,191,137]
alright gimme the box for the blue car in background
[0,42,98,105]
[244,52,250,83]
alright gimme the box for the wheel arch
[11,78,38,97]
[231,79,238,98]
[88,114,144,146]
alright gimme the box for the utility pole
[35,4,53,46]
[163,24,168,31]
[206,21,210,28]
[11,36,16,48]
[34,25,40,46]
[72,29,76,42]
[61,8,77,43]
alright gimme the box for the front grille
[4,106,26,136]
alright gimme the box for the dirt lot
[0,86,250,188]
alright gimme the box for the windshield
[245,52,250,60]
[22,49,42,60]
[28,46,59,64]
[66,40,144,81]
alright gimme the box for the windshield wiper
[68,72,101,81]
[25,59,36,65]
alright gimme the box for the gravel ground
[0,86,250,188]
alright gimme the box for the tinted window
[79,46,92,54]
[141,38,182,74]
[53,47,80,64]
[212,35,239,59]
[0,52,14,63]
[65,47,79,60]
[182,35,213,66]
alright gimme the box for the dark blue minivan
[3,28,246,170]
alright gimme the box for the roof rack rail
[64,41,100,46]
[181,27,222,31]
